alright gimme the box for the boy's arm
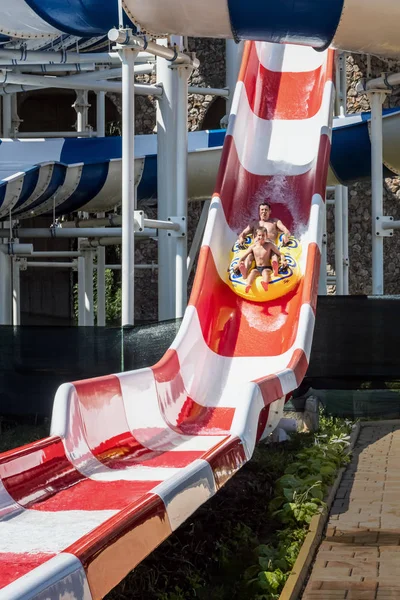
[276,219,291,244]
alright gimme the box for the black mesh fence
[1,296,400,420]
[0,320,182,418]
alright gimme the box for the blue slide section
[331,108,400,183]
[23,0,134,37]
[227,0,344,48]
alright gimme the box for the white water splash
[241,303,287,333]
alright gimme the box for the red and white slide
[0,41,334,600]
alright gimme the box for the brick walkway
[302,422,400,600]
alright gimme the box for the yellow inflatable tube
[227,234,302,302]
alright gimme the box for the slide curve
[0,41,334,600]
[0,131,224,219]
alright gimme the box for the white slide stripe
[172,305,313,408]
[0,176,25,218]
[229,383,265,459]
[201,195,237,281]
[0,0,62,38]
[154,459,216,531]
[0,138,65,164]
[0,553,93,600]
[307,194,325,251]
[118,369,227,452]
[123,0,232,38]
[0,509,117,553]
[228,81,333,176]
[255,42,327,73]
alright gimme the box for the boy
[238,227,287,294]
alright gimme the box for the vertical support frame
[77,255,86,326]
[120,46,137,326]
[96,91,106,137]
[369,90,386,295]
[334,185,344,295]
[157,41,177,320]
[12,257,20,325]
[318,200,327,295]
[174,62,191,318]
[97,245,106,326]
[2,93,12,137]
[84,250,94,326]
[0,247,12,324]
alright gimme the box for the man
[237,202,291,276]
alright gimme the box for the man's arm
[238,223,253,245]
[276,219,291,244]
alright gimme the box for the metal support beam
[369,91,386,295]
[120,47,137,327]
[334,185,344,295]
[97,245,106,326]
[342,186,349,295]
[73,90,90,133]
[96,91,106,138]
[0,247,12,324]
[157,42,177,320]
[225,40,243,119]
[318,199,327,295]
[174,62,191,317]
[2,93,12,137]
[12,257,21,326]
[77,256,86,326]
[84,250,94,326]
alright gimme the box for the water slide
[3,105,400,219]
[0,131,224,219]
[0,39,333,598]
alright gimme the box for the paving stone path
[302,422,400,600]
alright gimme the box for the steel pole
[12,258,20,325]
[83,250,94,325]
[342,186,349,295]
[370,91,385,295]
[175,64,190,317]
[225,40,243,116]
[0,248,12,324]
[97,245,106,326]
[2,93,12,137]
[77,256,86,326]
[120,47,137,326]
[157,42,177,320]
[96,91,106,137]
[318,199,327,295]
[334,185,344,294]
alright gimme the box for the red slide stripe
[0,553,56,590]
[242,43,328,121]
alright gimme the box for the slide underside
[0,42,334,600]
